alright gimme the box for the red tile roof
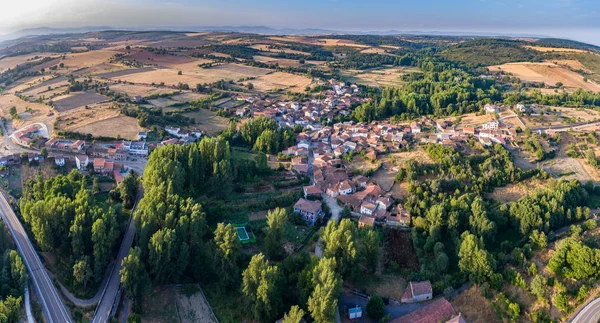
[391,298,455,323]
[294,198,322,215]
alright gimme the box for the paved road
[91,188,143,323]
[572,297,600,323]
[0,193,72,323]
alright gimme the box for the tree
[530,275,547,299]
[282,305,305,323]
[73,257,92,288]
[8,106,17,119]
[40,148,48,158]
[265,208,287,258]
[247,83,254,90]
[341,206,352,218]
[308,257,341,323]
[458,232,495,283]
[119,173,138,209]
[178,71,182,75]
[555,292,569,312]
[120,247,150,301]
[214,223,241,287]
[359,229,380,274]
[0,296,21,323]
[321,219,357,277]
[529,230,547,250]
[92,177,100,194]
[548,238,600,279]
[366,296,385,320]
[242,253,284,322]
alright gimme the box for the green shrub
[366,296,385,320]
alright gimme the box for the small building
[165,126,181,137]
[358,216,375,229]
[360,201,377,216]
[401,281,433,303]
[75,155,89,170]
[293,198,323,226]
[128,141,149,156]
[54,155,66,167]
[348,306,363,319]
[137,132,147,141]
[303,186,323,199]
[93,158,114,175]
[71,140,85,151]
[482,121,499,131]
[484,104,498,114]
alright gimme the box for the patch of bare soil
[451,285,501,323]
[174,285,218,323]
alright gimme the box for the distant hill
[438,39,544,66]
[534,38,600,52]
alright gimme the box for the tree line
[0,222,26,322]
[19,171,127,289]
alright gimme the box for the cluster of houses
[163,127,203,144]
[289,120,413,227]
[12,124,48,148]
[42,139,143,183]
[235,79,367,128]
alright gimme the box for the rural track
[0,192,73,323]
[92,187,144,323]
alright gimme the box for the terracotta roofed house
[293,198,323,226]
[303,185,323,198]
[391,298,456,323]
[401,281,433,303]
[358,215,375,229]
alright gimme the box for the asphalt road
[0,193,72,323]
[91,189,143,323]
[572,297,600,323]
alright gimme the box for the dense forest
[352,59,501,121]
[0,222,26,322]
[19,171,131,291]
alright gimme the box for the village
[0,74,597,323]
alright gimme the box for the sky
[0,0,599,45]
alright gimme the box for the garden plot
[109,83,177,98]
[95,67,155,79]
[70,115,142,140]
[53,92,111,112]
[174,285,218,323]
[251,72,313,93]
[106,63,271,87]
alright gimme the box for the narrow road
[310,136,343,259]
[0,193,72,323]
[91,188,143,323]
[572,297,600,323]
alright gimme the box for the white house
[75,155,89,170]
[401,281,433,303]
[360,202,377,216]
[54,155,66,167]
[165,126,181,137]
[482,121,499,130]
[128,141,149,156]
[484,104,498,114]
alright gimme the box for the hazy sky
[1,0,599,44]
